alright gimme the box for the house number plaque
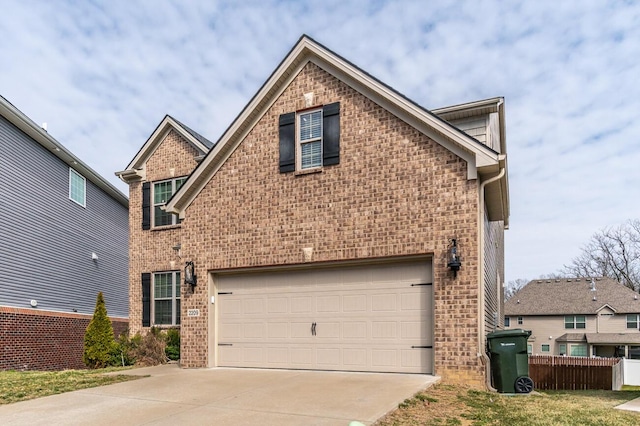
[187,309,200,317]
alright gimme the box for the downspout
[478,164,506,391]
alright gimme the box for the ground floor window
[527,344,532,354]
[541,344,550,353]
[630,346,640,360]
[154,271,181,325]
[559,344,567,355]
[504,317,510,327]
[570,344,588,357]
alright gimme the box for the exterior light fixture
[447,238,461,277]
[185,261,197,289]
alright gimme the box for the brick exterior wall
[127,63,487,386]
[179,63,483,385]
[128,129,201,336]
[0,307,128,371]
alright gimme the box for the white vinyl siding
[69,168,86,207]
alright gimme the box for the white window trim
[152,177,185,228]
[296,108,323,171]
[152,271,181,326]
[564,315,586,329]
[69,168,86,207]
[627,314,640,329]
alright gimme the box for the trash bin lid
[487,329,531,339]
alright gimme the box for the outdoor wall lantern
[185,261,197,289]
[447,238,462,277]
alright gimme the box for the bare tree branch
[563,219,640,291]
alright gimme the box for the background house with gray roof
[505,277,640,358]
[0,95,129,370]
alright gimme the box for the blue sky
[1,0,638,284]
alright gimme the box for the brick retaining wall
[0,307,128,371]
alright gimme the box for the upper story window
[153,177,186,227]
[69,168,86,207]
[279,102,340,173]
[504,317,510,327]
[565,315,586,329]
[298,109,322,169]
[627,314,640,329]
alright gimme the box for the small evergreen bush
[83,292,117,368]
[165,328,180,361]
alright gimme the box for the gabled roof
[0,94,128,207]
[116,115,213,183]
[505,277,640,316]
[165,34,506,216]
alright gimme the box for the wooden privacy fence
[529,355,622,390]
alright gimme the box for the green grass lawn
[376,383,640,426]
[0,368,142,405]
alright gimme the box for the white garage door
[215,260,433,374]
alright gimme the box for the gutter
[478,162,506,391]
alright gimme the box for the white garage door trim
[213,259,433,374]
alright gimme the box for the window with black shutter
[279,102,340,173]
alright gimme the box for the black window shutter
[323,102,340,166]
[142,273,151,327]
[279,112,296,173]
[142,182,151,230]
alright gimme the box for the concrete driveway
[0,364,439,425]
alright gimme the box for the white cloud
[1,0,639,283]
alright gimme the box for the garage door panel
[267,297,288,313]
[216,260,433,373]
[342,321,367,339]
[343,294,367,312]
[291,296,313,313]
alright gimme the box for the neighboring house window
[504,317,510,327]
[627,314,640,329]
[279,102,340,173]
[517,316,523,325]
[570,344,588,357]
[153,271,181,326]
[153,178,186,227]
[564,315,586,329]
[298,109,322,169]
[527,344,532,354]
[559,344,567,356]
[69,168,86,207]
[541,344,550,353]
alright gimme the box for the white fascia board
[165,44,311,215]
[124,116,210,172]
[166,36,500,214]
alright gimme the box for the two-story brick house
[505,277,640,358]
[117,35,509,385]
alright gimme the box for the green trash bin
[486,329,534,393]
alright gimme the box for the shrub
[165,328,180,361]
[127,327,167,366]
[83,292,117,368]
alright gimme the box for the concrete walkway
[0,364,439,425]
[615,396,640,413]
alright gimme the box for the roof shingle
[505,277,640,315]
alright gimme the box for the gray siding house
[0,95,129,370]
